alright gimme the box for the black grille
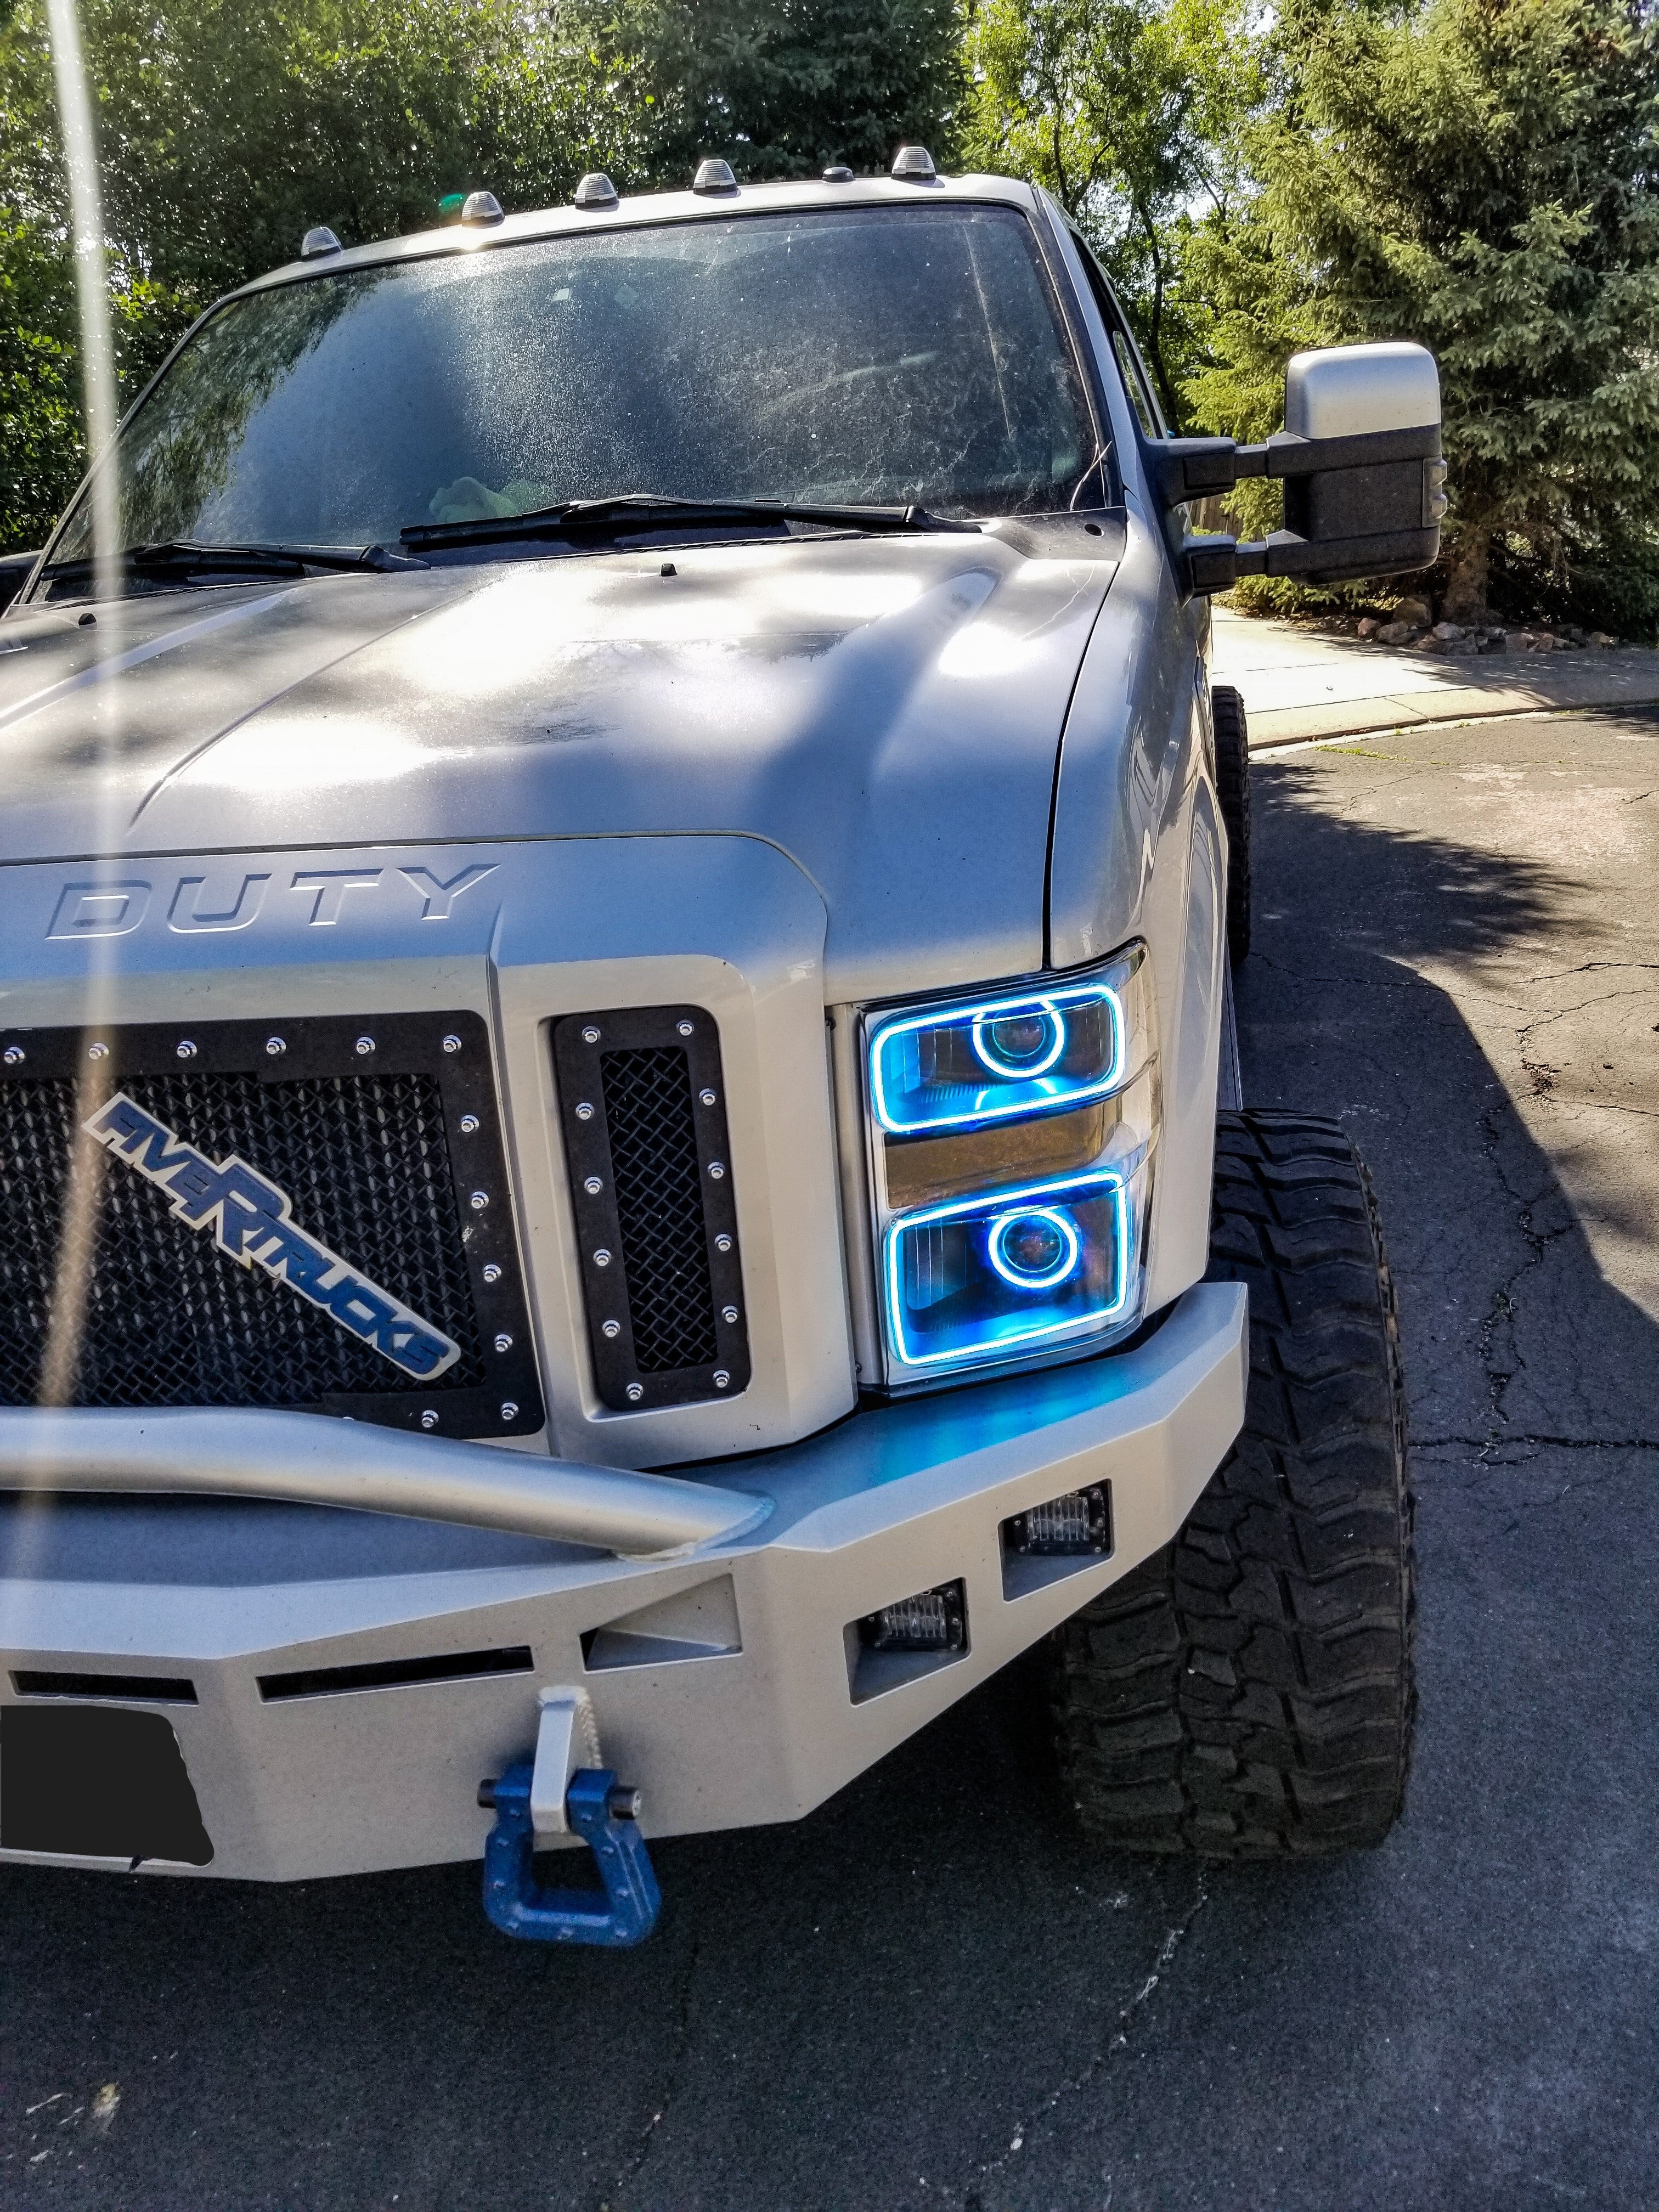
[552,1006,751,1412]
[0,1013,543,1436]
[601,1047,719,1372]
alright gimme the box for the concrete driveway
[4,709,1657,2210]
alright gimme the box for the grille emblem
[83,1092,461,1381]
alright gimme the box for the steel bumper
[0,1282,1245,1881]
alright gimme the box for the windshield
[48,204,1097,564]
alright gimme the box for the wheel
[1212,682,1251,964]
[1051,1110,1416,1856]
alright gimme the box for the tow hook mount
[479,1686,661,1946]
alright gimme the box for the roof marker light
[300,227,341,259]
[890,145,937,182]
[460,190,505,226]
[574,172,619,209]
[692,158,739,194]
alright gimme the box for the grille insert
[554,1007,750,1412]
[0,1013,542,1436]
[602,1047,719,1372]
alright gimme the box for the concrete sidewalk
[1210,604,1659,745]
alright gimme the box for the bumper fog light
[1005,1483,1110,1557]
[859,1579,966,1654]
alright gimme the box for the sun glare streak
[35,0,127,1434]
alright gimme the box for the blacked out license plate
[0,1704,212,1865]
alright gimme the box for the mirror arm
[1148,424,1442,513]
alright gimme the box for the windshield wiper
[401,492,980,552]
[37,540,421,590]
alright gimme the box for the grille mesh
[0,1070,485,1408]
[599,1046,719,1373]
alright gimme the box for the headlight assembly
[864,945,1157,1386]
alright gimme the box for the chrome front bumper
[0,1281,1245,1881]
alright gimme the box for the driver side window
[1067,230,1167,439]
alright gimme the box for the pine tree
[1186,0,1659,630]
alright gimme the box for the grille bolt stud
[723,1305,739,1324]
[501,1401,519,1420]
[482,1261,503,1284]
[582,1025,601,1043]
[699,1087,716,1105]
[575,1102,595,1121]
[708,1161,725,1180]
[87,1041,109,1060]
[176,1039,198,1060]
[602,1319,621,1338]
[677,1020,694,1036]
[594,1248,612,1267]
[715,1233,732,1253]
[713,1370,731,1389]
[470,1190,489,1211]
[420,1409,438,1431]
[626,1384,644,1403]
[443,1034,461,1054]
[460,1113,479,1134]
[493,1332,513,1353]
[356,1035,375,1056]
[584,1175,602,1194]
[3,1045,22,1065]
[265,1036,285,1057]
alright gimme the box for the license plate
[0,1705,212,1864]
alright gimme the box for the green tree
[0,0,966,549]
[1185,0,1659,629]
[0,0,651,546]
[960,0,1259,427]
[594,0,964,184]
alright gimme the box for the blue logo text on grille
[84,1092,462,1381]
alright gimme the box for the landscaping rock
[1432,621,1464,641]
[1395,596,1431,627]
[1357,616,1381,639]
[1375,619,1414,645]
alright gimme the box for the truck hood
[0,529,1119,994]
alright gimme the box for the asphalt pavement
[4,708,1658,2210]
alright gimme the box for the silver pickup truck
[0,155,1437,1942]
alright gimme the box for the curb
[1243,663,1659,749]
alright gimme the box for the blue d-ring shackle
[481,1762,662,1946]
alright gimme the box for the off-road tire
[1212,683,1251,964]
[1051,1111,1416,1855]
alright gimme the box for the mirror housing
[1147,342,1447,597]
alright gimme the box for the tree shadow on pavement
[2,753,1656,2212]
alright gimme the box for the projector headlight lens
[884,1170,1136,1370]
[865,945,1158,1385]
[868,960,1147,1136]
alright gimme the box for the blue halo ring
[970,999,1065,1080]
[986,1206,1081,1292]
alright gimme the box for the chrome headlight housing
[863,945,1159,1386]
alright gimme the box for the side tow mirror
[1146,342,1447,597]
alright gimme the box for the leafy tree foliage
[0,0,963,547]
[594,0,963,183]
[0,0,648,545]
[1186,0,1659,628]
[960,0,1258,428]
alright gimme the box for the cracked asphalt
[4,708,1657,2209]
